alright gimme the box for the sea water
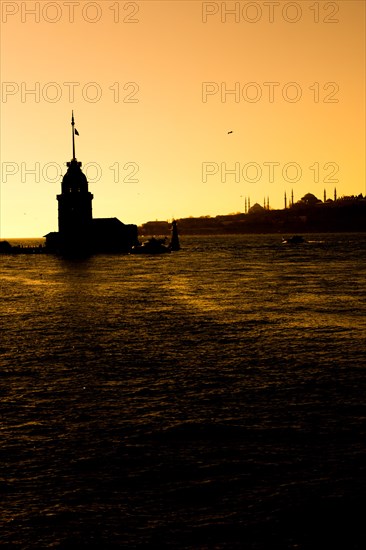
[1,234,366,548]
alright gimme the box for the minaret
[291,189,294,206]
[245,197,247,214]
[284,191,287,209]
[334,187,337,201]
[324,189,327,203]
[57,113,94,254]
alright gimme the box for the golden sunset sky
[0,0,365,237]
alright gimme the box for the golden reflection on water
[1,234,366,548]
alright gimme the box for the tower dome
[61,159,89,194]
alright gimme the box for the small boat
[282,235,306,244]
[131,237,171,254]
[131,221,181,255]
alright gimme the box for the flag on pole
[75,128,79,136]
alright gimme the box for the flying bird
[228,130,233,134]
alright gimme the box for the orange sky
[0,0,365,237]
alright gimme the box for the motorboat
[131,237,171,254]
[282,235,306,244]
[131,220,181,255]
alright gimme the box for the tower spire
[71,111,76,160]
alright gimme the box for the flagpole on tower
[71,111,76,160]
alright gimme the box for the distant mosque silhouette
[45,113,138,255]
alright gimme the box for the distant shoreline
[2,197,366,241]
[2,230,366,244]
[139,200,366,236]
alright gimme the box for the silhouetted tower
[284,191,287,209]
[267,197,269,210]
[263,197,266,209]
[57,112,94,254]
[248,197,251,210]
[245,197,247,213]
[334,187,337,201]
[291,189,294,206]
[324,189,327,203]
